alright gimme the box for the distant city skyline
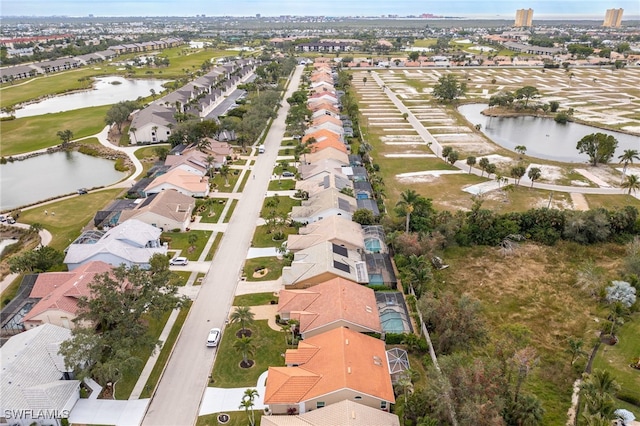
[1,0,638,18]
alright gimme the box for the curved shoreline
[479,106,640,137]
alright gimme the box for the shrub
[385,333,407,345]
[554,112,569,124]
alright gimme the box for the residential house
[144,167,210,197]
[282,241,368,288]
[305,147,349,165]
[264,327,394,414]
[298,159,348,181]
[117,189,195,232]
[261,400,399,426]
[311,108,340,121]
[277,277,381,338]
[286,215,365,253]
[303,129,345,146]
[22,261,114,330]
[295,172,353,198]
[64,219,166,271]
[129,103,176,144]
[290,187,356,224]
[0,324,80,426]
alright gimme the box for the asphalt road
[141,65,303,426]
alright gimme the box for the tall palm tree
[204,155,216,178]
[219,164,231,187]
[466,156,476,173]
[580,369,620,418]
[528,167,541,188]
[396,189,420,233]
[566,337,586,365]
[233,336,255,366]
[229,305,254,335]
[622,174,640,195]
[618,149,639,175]
[129,126,138,144]
[239,389,259,426]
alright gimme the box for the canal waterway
[458,103,640,163]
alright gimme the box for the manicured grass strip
[206,232,224,262]
[115,309,172,399]
[197,411,263,426]
[237,171,251,192]
[233,292,278,307]
[259,196,301,218]
[18,188,125,251]
[140,301,192,399]
[1,275,24,306]
[251,225,296,248]
[210,320,286,388]
[195,199,228,223]
[162,230,211,261]
[592,317,640,413]
[172,271,192,286]
[268,179,296,191]
[210,172,240,193]
[1,105,111,156]
[223,200,238,223]
[243,257,286,282]
[194,272,206,286]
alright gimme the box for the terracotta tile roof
[277,277,381,335]
[308,102,339,113]
[312,115,342,127]
[24,261,114,323]
[264,327,394,404]
[264,367,321,403]
[305,147,349,165]
[145,168,209,194]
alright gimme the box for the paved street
[141,65,303,426]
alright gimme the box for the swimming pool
[365,238,382,253]
[380,308,409,333]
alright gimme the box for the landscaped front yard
[210,320,286,388]
[243,257,287,282]
[162,230,211,261]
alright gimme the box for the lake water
[9,76,168,118]
[458,103,640,163]
[0,151,127,210]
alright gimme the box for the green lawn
[268,178,296,191]
[1,105,111,156]
[210,320,286,388]
[210,172,241,192]
[172,271,193,286]
[197,411,263,426]
[162,230,211,260]
[205,233,224,261]
[251,225,296,248]
[1,275,24,306]
[592,315,640,415]
[233,293,279,306]
[115,309,172,399]
[243,257,286,282]
[140,302,192,398]
[223,200,238,223]
[412,38,438,48]
[259,195,301,218]
[584,194,640,210]
[17,188,125,251]
[195,199,228,223]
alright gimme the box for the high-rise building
[514,8,534,27]
[603,8,624,27]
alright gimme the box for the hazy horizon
[1,0,638,19]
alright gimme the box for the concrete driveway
[198,371,268,416]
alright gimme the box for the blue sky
[1,0,638,17]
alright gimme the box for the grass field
[243,257,286,282]
[195,199,228,223]
[162,230,211,261]
[140,302,192,398]
[268,178,296,191]
[18,188,125,251]
[592,317,640,417]
[259,195,301,218]
[210,320,286,388]
[251,225,296,248]
[197,411,263,426]
[233,292,278,306]
[438,242,626,424]
[584,194,640,210]
[1,105,110,156]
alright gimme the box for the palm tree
[478,157,490,177]
[466,156,476,173]
[233,336,255,366]
[566,337,586,365]
[580,369,620,417]
[129,126,138,144]
[618,149,639,175]
[219,164,231,187]
[515,145,527,158]
[287,319,299,345]
[446,150,459,165]
[622,174,640,195]
[528,167,541,188]
[396,189,420,233]
[205,155,216,178]
[239,388,259,426]
[486,163,497,179]
[230,306,254,336]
